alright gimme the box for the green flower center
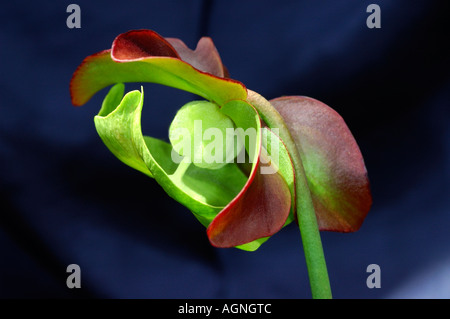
[169,100,240,169]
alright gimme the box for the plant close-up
[70,29,372,298]
[2,1,448,301]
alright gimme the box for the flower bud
[169,100,239,169]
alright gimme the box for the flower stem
[292,152,332,299]
[248,90,332,299]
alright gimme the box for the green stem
[291,150,332,299]
[247,91,332,299]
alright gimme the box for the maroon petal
[207,155,292,248]
[270,96,372,232]
[111,29,180,61]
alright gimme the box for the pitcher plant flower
[70,29,372,298]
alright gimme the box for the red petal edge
[70,49,112,106]
[70,29,247,107]
[111,29,180,61]
[207,155,292,248]
[112,30,227,78]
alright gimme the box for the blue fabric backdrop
[1,0,449,298]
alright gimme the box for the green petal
[94,83,153,178]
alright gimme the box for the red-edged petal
[207,157,292,248]
[112,30,226,78]
[270,96,372,232]
[206,99,291,248]
[70,30,246,107]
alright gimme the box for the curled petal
[111,29,180,61]
[70,30,246,106]
[206,100,292,248]
[207,157,292,248]
[95,85,247,218]
[112,30,226,77]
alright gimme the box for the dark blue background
[1,0,449,298]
